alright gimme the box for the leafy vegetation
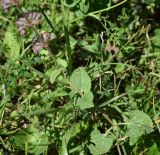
[0,0,160,154]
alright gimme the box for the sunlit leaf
[77,91,94,109]
[126,110,153,145]
[46,67,60,83]
[70,67,91,94]
[3,27,20,60]
[88,128,115,155]
[10,127,48,154]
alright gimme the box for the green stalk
[0,136,7,149]
[88,0,127,15]
[71,0,127,23]
[25,143,28,155]
[60,0,72,74]
[38,6,57,34]
[98,93,126,108]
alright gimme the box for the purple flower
[32,32,55,53]
[1,0,19,11]
[16,12,41,36]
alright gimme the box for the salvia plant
[1,0,19,11]
[16,12,42,36]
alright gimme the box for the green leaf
[148,143,160,155]
[3,27,20,60]
[126,110,153,145]
[78,39,99,53]
[46,67,61,84]
[59,123,82,155]
[88,128,115,155]
[60,137,68,155]
[60,122,88,155]
[64,122,85,143]
[65,0,80,8]
[126,84,145,95]
[75,0,89,17]
[76,91,94,109]
[57,58,68,68]
[152,29,160,53]
[29,134,48,155]
[115,63,125,73]
[0,96,9,121]
[153,29,160,45]
[144,0,155,4]
[70,67,91,94]
[10,127,48,154]
[69,35,77,49]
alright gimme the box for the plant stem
[117,145,122,155]
[88,0,127,15]
[0,136,7,149]
[25,143,28,155]
[98,93,126,108]
[38,6,57,34]
[60,0,72,74]
[71,0,127,23]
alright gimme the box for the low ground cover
[0,0,160,154]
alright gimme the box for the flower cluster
[16,12,41,36]
[32,32,55,53]
[0,0,19,11]
[1,1,55,54]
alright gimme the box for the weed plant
[0,0,160,154]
